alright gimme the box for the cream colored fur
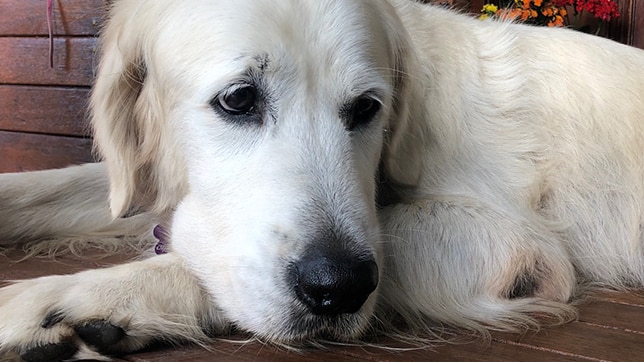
[1,0,643,360]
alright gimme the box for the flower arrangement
[480,0,620,29]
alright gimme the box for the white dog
[1,0,643,360]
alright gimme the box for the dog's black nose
[290,255,378,316]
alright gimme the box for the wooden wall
[609,0,644,48]
[0,0,105,173]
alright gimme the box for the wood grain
[0,85,91,136]
[495,321,644,362]
[0,0,106,36]
[578,300,644,332]
[0,131,94,173]
[0,37,96,86]
[633,0,644,49]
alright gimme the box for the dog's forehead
[151,0,395,90]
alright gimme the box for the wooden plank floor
[1,250,642,361]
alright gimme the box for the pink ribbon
[47,0,54,68]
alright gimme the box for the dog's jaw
[170,192,382,343]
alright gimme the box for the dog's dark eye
[348,96,381,131]
[217,86,257,115]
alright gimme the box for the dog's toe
[10,318,130,361]
[20,341,78,362]
[74,320,126,353]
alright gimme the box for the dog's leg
[377,196,577,334]
[0,253,225,361]
[0,163,154,249]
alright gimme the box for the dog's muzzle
[289,253,378,316]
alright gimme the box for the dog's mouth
[261,252,380,343]
[256,302,377,344]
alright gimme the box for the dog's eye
[348,96,381,131]
[217,86,257,115]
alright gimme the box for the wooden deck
[1,249,642,361]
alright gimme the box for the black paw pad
[74,320,125,351]
[21,341,78,362]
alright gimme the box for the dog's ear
[90,9,186,218]
[378,3,425,187]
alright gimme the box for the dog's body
[1,0,643,360]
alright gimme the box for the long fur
[1,0,643,360]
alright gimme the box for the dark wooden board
[578,299,644,332]
[511,324,643,361]
[123,338,583,361]
[634,0,644,49]
[0,37,96,86]
[0,131,94,173]
[0,85,91,136]
[0,0,106,36]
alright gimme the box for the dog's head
[91,0,420,342]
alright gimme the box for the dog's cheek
[170,196,233,290]
[170,196,278,322]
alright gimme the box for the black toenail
[21,341,78,362]
[41,310,64,329]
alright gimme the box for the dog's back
[392,2,644,286]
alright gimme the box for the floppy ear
[378,3,425,187]
[90,7,186,218]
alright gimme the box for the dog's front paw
[0,255,218,361]
[0,275,146,361]
[15,320,126,361]
[19,317,132,361]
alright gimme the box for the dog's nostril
[291,256,378,316]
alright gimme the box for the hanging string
[47,0,54,68]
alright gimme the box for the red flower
[575,0,620,21]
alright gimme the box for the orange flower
[554,15,564,26]
[560,8,568,16]
[521,9,530,20]
[534,0,543,6]
[547,14,565,27]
